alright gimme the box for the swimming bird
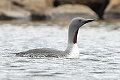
[16,17,95,58]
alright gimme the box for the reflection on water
[0,20,120,80]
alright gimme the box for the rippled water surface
[0,21,120,80]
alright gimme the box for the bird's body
[16,48,64,58]
[16,43,79,58]
[15,17,95,58]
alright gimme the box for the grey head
[68,17,96,44]
[69,17,95,29]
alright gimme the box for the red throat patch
[73,30,78,44]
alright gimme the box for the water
[0,21,120,80]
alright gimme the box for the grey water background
[0,20,120,80]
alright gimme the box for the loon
[16,17,95,58]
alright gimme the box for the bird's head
[70,17,96,28]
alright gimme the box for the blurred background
[0,0,120,22]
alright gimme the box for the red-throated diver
[16,17,95,58]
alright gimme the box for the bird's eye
[79,20,82,22]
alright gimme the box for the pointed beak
[84,19,97,23]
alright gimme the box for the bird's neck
[65,43,79,58]
[68,24,79,44]
[64,25,80,58]
[73,29,79,44]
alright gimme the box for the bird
[15,17,95,58]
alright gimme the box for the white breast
[66,43,79,58]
